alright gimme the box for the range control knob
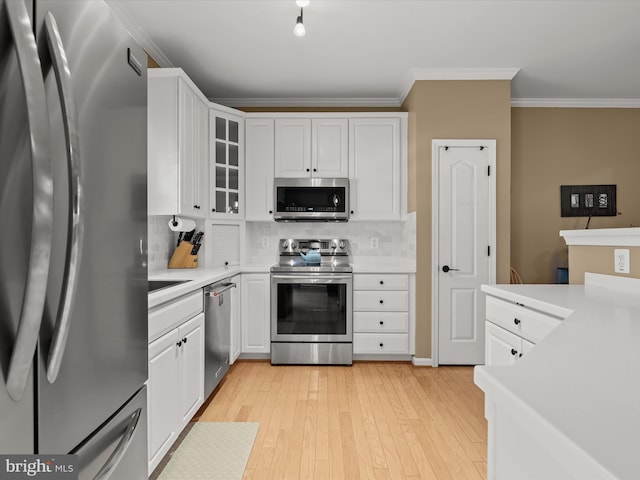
[339,241,346,249]
[290,241,297,249]
[330,242,337,249]
[281,240,289,249]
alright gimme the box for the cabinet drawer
[354,291,408,311]
[354,333,409,354]
[353,312,408,333]
[353,274,408,291]
[149,290,203,342]
[486,295,561,344]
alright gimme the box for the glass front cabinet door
[210,109,244,218]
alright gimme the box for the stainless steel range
[271,239,353,365]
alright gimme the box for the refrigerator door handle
[42,12,85,383]
[4,0,54,401]
[93,407,142,480]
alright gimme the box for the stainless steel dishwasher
[203,279,236,399]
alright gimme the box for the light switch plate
[614,249,630,274]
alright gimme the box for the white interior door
[434,140,495,365]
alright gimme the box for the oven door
[271,274,353,343]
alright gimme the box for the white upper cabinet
[349,118,401,221]
[274,118,311,177]
[274,118,349,178]
[312,119,349,177]
[209,109,244,218]
[148,70,208,218]
[245,118,275,221]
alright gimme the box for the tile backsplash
[147,216,176,272]
[245,212,416,262]
[148,213,416,271]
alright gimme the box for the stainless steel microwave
[273,178,349,222]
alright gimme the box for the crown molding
[209,97,403,108]
[560,227,640,246]
[398,68,520,105]
[511,98,640,108]
[106,1,174,67]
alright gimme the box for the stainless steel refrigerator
[0,0,148,478]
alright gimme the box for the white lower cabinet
[353,274,413,355]
[148,293,204,475]
[241,273,270,354]
[484,293,562,366]
[485,321,535,366]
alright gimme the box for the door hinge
[487,165,491,176]
[488,245,491,256]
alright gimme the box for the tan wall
[568,245,640,283]
[402,80,512,359]
[147,55,161,68]
[511,108,640,284]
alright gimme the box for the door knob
[442,265,459,273]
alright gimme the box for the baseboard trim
[412,357,433,367]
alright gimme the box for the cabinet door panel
[148,329,179,473]
[245,119,275,220]
[241,274,270,353]
[275,119,311,177]
[178,80,196,215]
[349,118,400,220]
[312,118,348,177]
[178,313,204,428]
[485,322,520,366]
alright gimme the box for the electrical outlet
[614,248,630,274]
[370,237,379,249]
[261,237,269,248]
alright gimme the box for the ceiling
[108,0,640,108]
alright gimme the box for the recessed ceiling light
[296,0,310,7]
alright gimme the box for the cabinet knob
[379,280,384,285]
[510,348,518,356]
[379,321,384,325]
[211,208,216,212]
[177,340,182,347]
[350,210,354,214]
[379,343,384,348]
[306,168,310,172]
[379,299,384,304]
[269,210,273,214]
[183,337,187,343]
[514,318,521,325]
[519,353,523,358]
[225,261,229,266]
[313,168,317,172]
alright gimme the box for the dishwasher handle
[204,282,236,297]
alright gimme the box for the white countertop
[149,257,415,308]
[475,276,640,479]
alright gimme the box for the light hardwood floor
[194,361,487,480]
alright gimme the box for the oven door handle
[271,274,353,281]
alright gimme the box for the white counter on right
[475,273,640,480]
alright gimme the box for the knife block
[168,241,198,269]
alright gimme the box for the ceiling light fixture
[293,7,306,36]
[296,0,310,7]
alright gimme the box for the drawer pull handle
[510,348,518,356]
[379,300,384,304]
[514,318,521,325]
